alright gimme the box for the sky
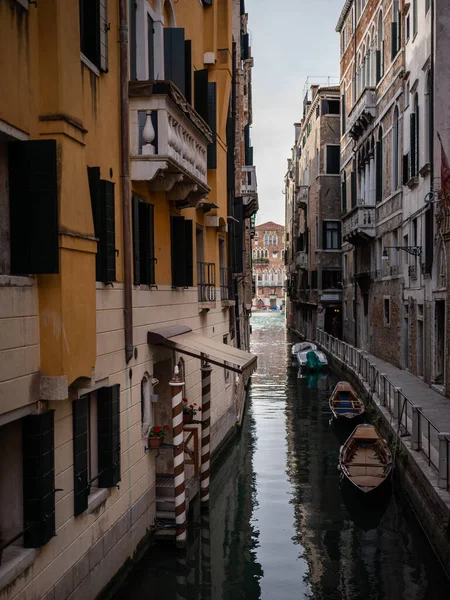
[246,0,342,227]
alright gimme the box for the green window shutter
[375,50,381,83]
[194,69,208,121]
[171,216,186,287]
[9,140,59,275]
[207,82,217,169]
[129,0,137,80]
[341,178,347,213]
[147,14,155,80]
[139,202,155,285]
[184,219,193,287]
[98,385,121,488]
[164,28,186,96]
[403,153,410,185]
[376,141,383,202]
[415,105,420,175]
[99,0,108,72]
[73,397,89,516]
[97,180,116,282]
[184,40,192,104]
[88,167,104,281]
[391,22,397,60]
[22,411,56,548]
[148,204,156,285]
[132,196,141,285]
[410,113,416,177]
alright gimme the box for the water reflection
[115,313,450,600]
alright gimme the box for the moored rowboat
[329,381,364,420]
[339,424,393,494]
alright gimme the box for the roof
[255,221,285,231]
[336,0,353,33]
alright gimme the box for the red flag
[438,132,450,211]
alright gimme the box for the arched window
[265,249,269,259]
[361,44,366,92]
[392,106,400,190]
[264,234,269,246]
[377,12,384,81]
[411,93,419,177]
[425,70,432,164]
[141,373,154,437]
[376,127,383,202]
[274,235,278,247]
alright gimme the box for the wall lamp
[382,246,422,260]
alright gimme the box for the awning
[147,325,257,381]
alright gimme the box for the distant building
[252,222,286,309]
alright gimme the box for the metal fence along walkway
[316,329,450,491]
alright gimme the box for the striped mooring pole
[170,365,187,547]
[200,361,213,506]
[200,509,212,594]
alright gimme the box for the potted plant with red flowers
[182,399,202,424]
[148,424,169,448]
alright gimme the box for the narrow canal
[115,314,450,599]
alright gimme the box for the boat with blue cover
[329,381,365,421]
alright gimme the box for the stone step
[156,510,175,520]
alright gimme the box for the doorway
[435,301,445,384]
[402,303,409,370]
[417,319,424,377]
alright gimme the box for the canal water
[115,314,450,599]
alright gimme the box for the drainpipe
[119,0,133,363]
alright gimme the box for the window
[376,12,384,82]
[326,146,340,174]
[323,221,341,250]
[79,0,108,72]
[384,297,390,325]
[341,90,346,135]
[344,254,348,280]
[391,0,401,60]
[413,0,418,36]
[194,70,217,168]
[321,99,340,115]
[322,270,342,289]
[3,138,59,276]
[342,173,347,213]
[410,94,419,177]
[88,167,116,282]
[376,127,383,202]
[223,335,230,382]
[264,234,269,246]
[73,386,121,516]
[425,71,432,165]
[341,26,346,55]
[170,217,193,287]
[392,107,400,190]
[273,251,278,258]
[141,374,155,438]
[133,197,156,286]
[405,14,410,41]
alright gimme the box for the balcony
[242,166,259,218]
[220,268,235,306]
[342,203,376,246]
[296,185,309,209]
[295,251,308,269]
[257,280,284,287]
[129,81,212,206]
[198,262,216,310]
[348,87,377,141]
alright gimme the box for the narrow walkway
[367,353,450,441]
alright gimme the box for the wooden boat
[339,424,393,494]
[329,382,364,420]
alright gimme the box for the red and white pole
[170,365,186,546]
[200,361,212,506]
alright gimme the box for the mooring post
[438,433,450,490]
[200,361,213,506]
[411,405,422,450]
[170,365,187,547]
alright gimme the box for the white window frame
[136,0,167,81]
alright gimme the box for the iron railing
[316,328,449,487]
[220,268,233,301]
[198,262,216,302]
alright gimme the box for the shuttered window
[184,40,192,104]
[98,385,121,489]
[410,113,417,177]
[23,411,56,548]
[194,70,217,169]
[164,28,186,96]
[88,168,116,282]
[130,0,137,80]
[341,92,346,134]
[8,139,59,275]
[133,197,156,286]
[376,140,383,202]
[351,171,356,208]
[323,221,341,250]
[326,146,340,174]
[79,0,108,72]
[73,397,89,516]
[147,14,155,80]
[342,175,347,213]
[170,216,193,287]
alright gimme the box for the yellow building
[0,0,256,598]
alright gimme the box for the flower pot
[183,413,193,424]
[149,436,163,448]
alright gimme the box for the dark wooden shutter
[241,33,249,60]
[322,221,328,249]
[99,180,116,282]
[23,411,55,548]
[410,113,416,177]
[129,0,137,80]
[147,14,155,80]
[375,50,381,83]
[164,28,186,96]
[99,0,108,72]
[73,397,89,516]
[311,270,318,289]
[341,92,346,134]
[171,216,186,287]
[148,204,155,285]
[415,105,419,175]
[132,196,141,285]
[425,207,433,273]
[184,40,192,104]
[9,140,59,275]
[194,69,209,121]
[139,202,155,285]
[79,0,100,68]
[244,124,251,165]
[375,141,382,202]
[351,170,356,208]
[207,82,217,169]
[184,220,193,287]
[88,167,103,280]
[322,99,329,115]
[326,146,340,174]
[342,177,347,213]
[98,385,121,488]
[391,21,397,60]
[403,153,410,184]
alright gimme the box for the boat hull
[329,381,365,421]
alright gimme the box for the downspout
[119,0,133,363]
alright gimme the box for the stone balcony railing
[348,87,377,140]
[342,202,376,246]
[129,80,212,205]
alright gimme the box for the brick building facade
[252,222,285,309]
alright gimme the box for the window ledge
[87,488,109,514]
[80,53,100,77]
[420,163,431,177]
[198,301,216,312]
[407,176,419,189]
[0,274,35,287]
[0,547,38,593]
